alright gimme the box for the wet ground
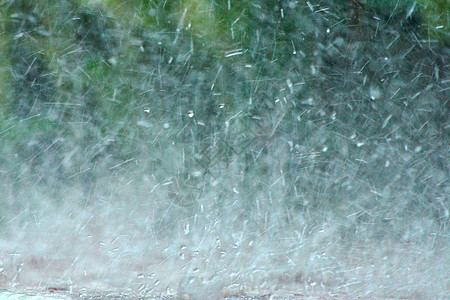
[0,289,346,300]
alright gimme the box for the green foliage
[0,36,12,115]
[0,0,448,236]
[364,0,449,44]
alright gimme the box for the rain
[0,0,448,299]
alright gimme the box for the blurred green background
[0,0,448,242]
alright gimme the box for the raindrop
[382,115,392,129]
[286,79,294,94]
[14,32,24,40]
[406,1,417,19]
[302,98,315,106]
[108,57,118,66]
[370,86,381,100]
[192,170,202,177]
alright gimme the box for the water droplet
[286,79,294,94]
[14,32,24,40]
[370,86,381,100]
[108,57,118,65]
[302,98,315,106]
[192,170,202,177]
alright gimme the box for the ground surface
[0,289,358,300]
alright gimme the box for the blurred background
[0,0,448,298]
